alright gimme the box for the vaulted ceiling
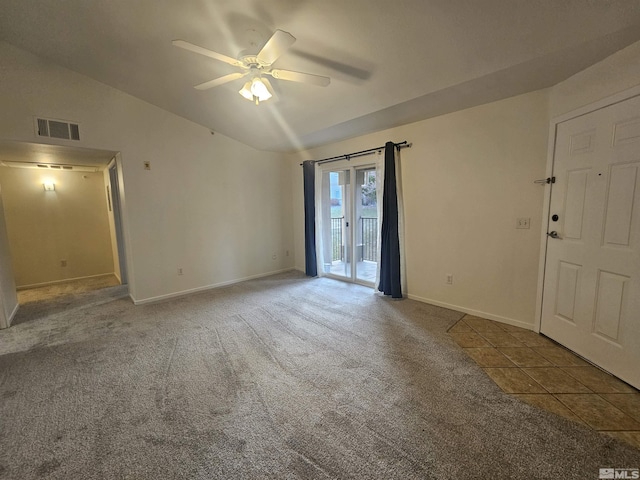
[2,0,640,152]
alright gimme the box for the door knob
[547,231,562,239]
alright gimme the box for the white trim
[533,120,558,333]
[407,293,534,331]
[536,83,640,333]
[130,268,295,305]
[16,272,117,290]
[7,302,19,327]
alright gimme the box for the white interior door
[541,94,640,389]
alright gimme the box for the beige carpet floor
[17,275,121,304]
[0,270,638,479]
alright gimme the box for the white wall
[550,40,640,118]
[0,42,293,303]
[0,167,115,287]
[291,91,549,328]
[0,185,18,328]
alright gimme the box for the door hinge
[534,176,555,185]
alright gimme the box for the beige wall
[0,185,18,327]
[0,41,293,303]
[291,90,550,328]
[291,40,640,329]
[0,167,115,287]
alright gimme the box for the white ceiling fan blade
[269,69,330,87]
[194,72,248,90]
[256,30,296,65]
[172,40,244,67]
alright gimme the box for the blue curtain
[302,160,317,277]
[378,142,402,298]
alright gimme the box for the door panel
[541,94,640,389]
[555,261,580,322]
[603,163,638,247]
[563,169,589,240]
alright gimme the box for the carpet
[0,271,638,479]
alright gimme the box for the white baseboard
[406,293,534,331]
[17,272,117,291]
[130,268,295,305]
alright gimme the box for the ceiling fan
[173,30,330,105]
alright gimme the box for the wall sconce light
[43,182,55,191]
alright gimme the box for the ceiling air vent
[34,117,81,141]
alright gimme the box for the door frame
[108,158,128,285]
[534,84,640,333]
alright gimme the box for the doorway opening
[0,141,129,327]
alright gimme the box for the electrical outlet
[516,217,531,229]
[143,161,151,170]
[272,254,277,260]
[177,267,183,275]
[60,259,67,267]
[446,274,453,285]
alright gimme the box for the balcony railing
[331,216,378,263]
[361,217,377,261]
[331,217,343,261]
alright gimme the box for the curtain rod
[299,141,412,166]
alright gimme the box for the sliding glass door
[320,164,378,286]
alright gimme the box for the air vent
[34,117,81,141]
[37,118,49,137]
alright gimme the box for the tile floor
[449,315,640,451]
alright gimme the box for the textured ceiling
[1,0,640,152]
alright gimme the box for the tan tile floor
[449,314,640,451]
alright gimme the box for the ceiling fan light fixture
[239,81,254,101]
[250,77,272,101]
[239,77,273,105]
[175,30,331,104]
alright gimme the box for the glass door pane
[355,168,377,284]
[322,170,351,279]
